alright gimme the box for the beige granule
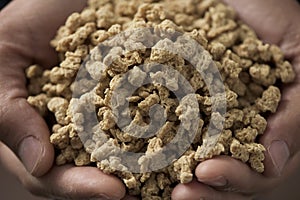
[26,0,295,199]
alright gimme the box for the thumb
[0,97,54,177]
[261,79,300,177]
[223,0,300,178]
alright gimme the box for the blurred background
[0,0,9,9]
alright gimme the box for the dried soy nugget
[26,0,295,199]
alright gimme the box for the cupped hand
[172,0,300,199]
[0,0,126,199]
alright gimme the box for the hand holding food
[1,0,299,199]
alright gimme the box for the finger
[0,98,54,177]
[195,156,274,194]
[172,180,252,200]
[0,141,126,200]
[0,0,87,177]
[260,83,300,177]
[256,48,300,177]
[34,166,126,200]
[224,0,300,178]
[0,48,54,177]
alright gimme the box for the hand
[0,0,127,199]
[172,0,300,199]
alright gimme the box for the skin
[0,0,300,200]
[172,0,300,199]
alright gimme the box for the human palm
[172,0,300,199]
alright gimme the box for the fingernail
[268,140,290,176]
[198,176,227,187]
[18,136,43,175]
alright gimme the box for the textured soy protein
[26,0,295,199]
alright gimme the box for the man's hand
[0,0,126,199]
[172,0,300,199]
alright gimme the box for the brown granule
[26,0,295,199]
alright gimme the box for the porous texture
[26,0,295,199]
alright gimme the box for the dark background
[0,0,9,9]
[0,0,300,199]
